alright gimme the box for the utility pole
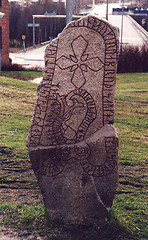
[93,0,95,7]
[0,12,4,72]
[66,0,73,25]
[120,0,124,53]
[106,0,109,21]
[33,16,35,46]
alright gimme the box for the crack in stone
[91,176,110,212]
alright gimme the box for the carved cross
[56,35,104,89]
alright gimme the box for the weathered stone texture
[27,15,119,226]
[0,0,9,66]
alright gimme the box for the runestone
[27,15,119,226]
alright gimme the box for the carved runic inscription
[41,89,97,145]
[27,15,119,178]
[39,33,105,147]
[30,136,118,177]
[27,16,119,226]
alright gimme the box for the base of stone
[28,124,118,226]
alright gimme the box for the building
[0,0,9,66]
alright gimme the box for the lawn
[0,72,147,239]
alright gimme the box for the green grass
[0,202,136,240]
[0,72,148,239]
[0,76,37,149]
[0,71,43,81]
[115,73,148,166]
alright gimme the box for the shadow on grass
[33,209,137,240]
[0,202,137,240]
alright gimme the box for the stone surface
[1,0,10,66]
[27,15,119,226]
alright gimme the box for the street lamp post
[0,12,4,72]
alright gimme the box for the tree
[9,2,22,46]
[9,0,66,47]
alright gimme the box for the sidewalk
[9,44,48,69]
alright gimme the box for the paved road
[9,44,47,69]
[90,3,148,46]
[10,3,148,69]
[108,15,148,46]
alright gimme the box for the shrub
[117,44,148,73]
[2,63,42,72]
[2,63,26,71]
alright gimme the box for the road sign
[142,19,146,27]
[27,23,39,27]
[22,35,26,40]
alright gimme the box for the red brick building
[0,0,9,66]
